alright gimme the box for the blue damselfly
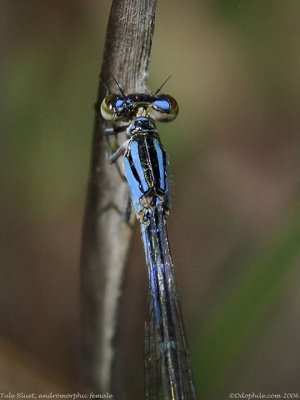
[101,82,196,400]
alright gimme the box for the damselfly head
[101,93,179,123]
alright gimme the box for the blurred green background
[1,0,300,398]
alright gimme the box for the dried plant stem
[80,0,157,394]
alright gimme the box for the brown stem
[80,0,157,394]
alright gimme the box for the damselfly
[101,81,196,400]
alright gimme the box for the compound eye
[101,95,120,120]
[148,94,179,122]
[101,95,132,121]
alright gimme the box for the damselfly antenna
[110,73,126,97]
[154,74,173,96]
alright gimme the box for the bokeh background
[1,0,300,398]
